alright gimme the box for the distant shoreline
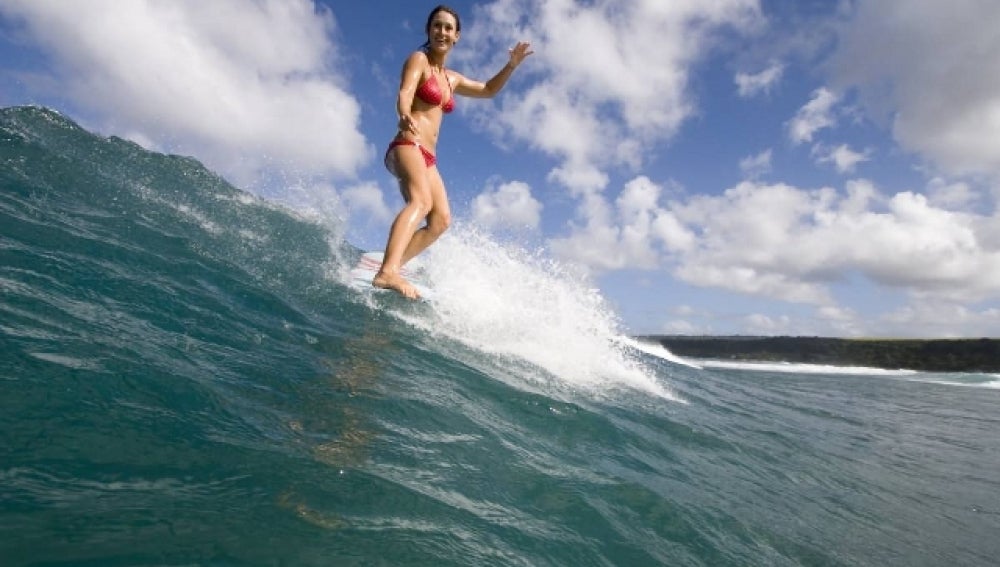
[641,336,1000,373]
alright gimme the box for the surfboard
[349,251,435,300]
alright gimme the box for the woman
[373,4,533,299]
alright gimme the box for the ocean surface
[3,105,999,566]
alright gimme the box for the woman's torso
[398,62,454,152]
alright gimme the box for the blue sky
[2,0,999,337]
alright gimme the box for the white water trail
[388,227,683,401]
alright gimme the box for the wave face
[3,106,999,566]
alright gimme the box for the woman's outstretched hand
[507,41,534,69]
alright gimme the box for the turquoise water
[2,106,999,566]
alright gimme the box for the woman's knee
[409,198,434,218]
[400,184,433,217]
[427,211,451,236]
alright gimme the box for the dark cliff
[645,336,1000,372]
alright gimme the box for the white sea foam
[617,337,703,370]
[377,226,682,401]
[907,375,1000,389]
[698,359,918,376]
[700,359,1000,389]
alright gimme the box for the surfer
[373,4,533,298]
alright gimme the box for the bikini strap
[443,67,453,96]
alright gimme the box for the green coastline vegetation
[644,336,1000,373]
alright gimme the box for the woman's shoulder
[404,50,429,66]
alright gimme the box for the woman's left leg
[374,145,433,298]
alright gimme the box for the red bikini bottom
[384,138,436,178]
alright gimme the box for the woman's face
[426,11,460,53]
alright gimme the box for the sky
[1,0,999,338]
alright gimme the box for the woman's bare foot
[372,270,420,299]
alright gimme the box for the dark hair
[421,5,461,50]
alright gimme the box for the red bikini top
[415,72,455,113]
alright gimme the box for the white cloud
[813,143,871,173]
[548,176,695,271]
[546,158,609,196]
[735,62,784,97]
[788,88,839,144]
[880,300,1000,338]
[677,264,832,305]
[463,0,762,192]
[818,305,855,322]
[672,179,1000,304]
[342,181,392,224]
[829,0,1000,177]
[0,0,369,183]
[740,149,773,180]
[661,318,701,335]
[744,313,793,334]
[926,177,979,210]
[816,306,862,336]
[553,176,1000,311]
[471,180,543,231]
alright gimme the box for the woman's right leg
[400,165,451,266]
[374,146,432,298]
